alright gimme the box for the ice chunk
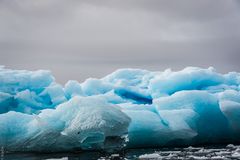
[203,84,238,93]
[0,67,57,114]
[123,110,170,147]
[0,111,36,147]
[64,80,83,99]
[0,92,14,114]
[218,90,240,103]
[102,68,150,87]
[40,83,67,106]
[15,90,46,114]
[0,67,54,94]
[149,67,225,98]
[1,66,240,152]
[91,90,127,104]
[81,78,113,96]
[220,100,240,136]
[158,109,198,141]
[102,69,153,103]
[154,91,230,143]
[0,96,130,152]
[51,96,130,150]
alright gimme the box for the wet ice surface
[3,144,240,160]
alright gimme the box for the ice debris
[0,66,240,152]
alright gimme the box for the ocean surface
[3,144,240,160]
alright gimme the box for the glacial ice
[0,66,240,152]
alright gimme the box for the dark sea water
[3,144,240,160]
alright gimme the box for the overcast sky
[0,0,240,84]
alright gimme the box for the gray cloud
[0,0,240,84]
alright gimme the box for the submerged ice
[0,66,240,152]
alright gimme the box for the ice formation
[0,66,240,152]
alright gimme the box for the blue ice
[0,66,240,152]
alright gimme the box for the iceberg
[0,66,240,152]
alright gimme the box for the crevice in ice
[114,88,152,104]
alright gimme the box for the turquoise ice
[0,66,240,152]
